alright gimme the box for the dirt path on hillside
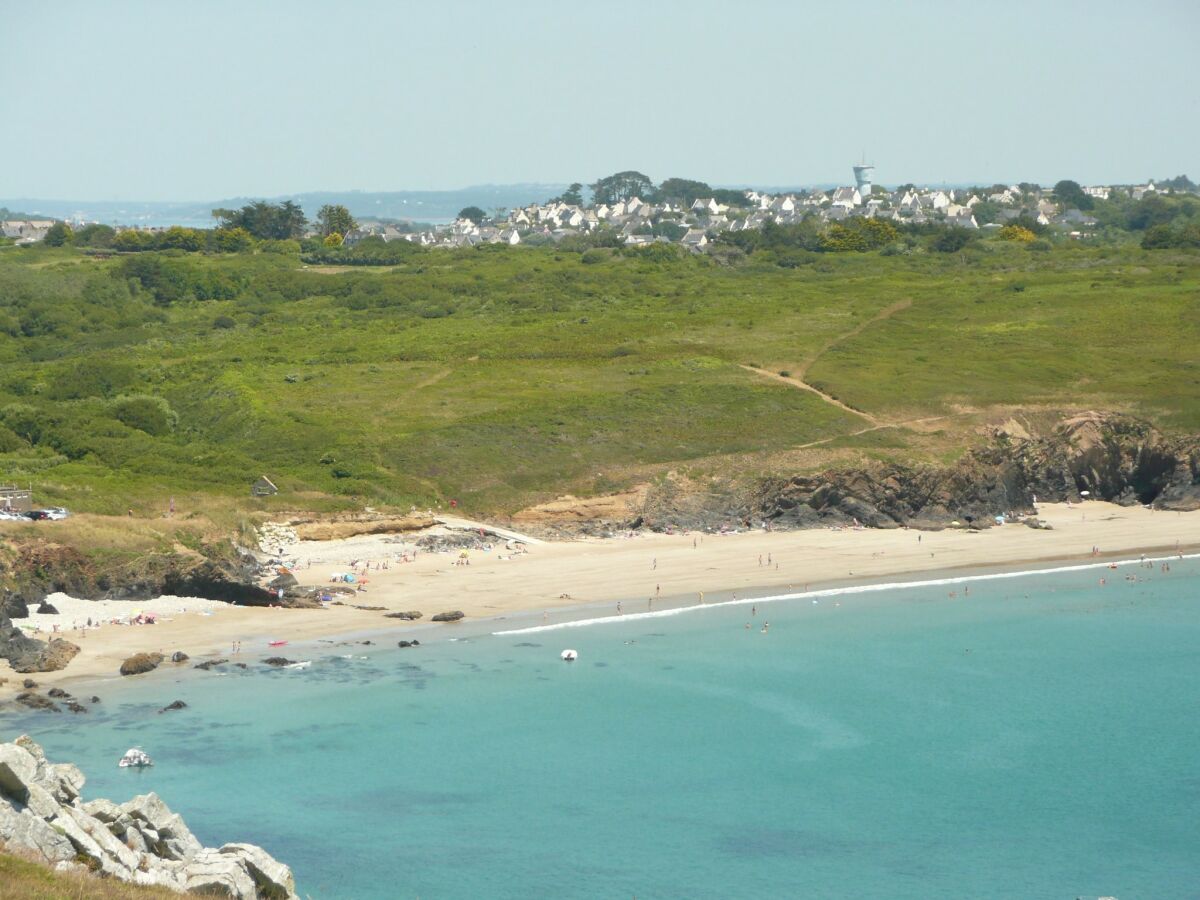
[739,297,914,425]
[799,297,912,379]
[739,365,879,424]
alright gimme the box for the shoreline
[3,502,1199,702]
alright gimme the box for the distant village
[0,170,1188,251]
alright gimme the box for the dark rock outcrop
[262,657,292,667]
[170,651,190,663]
[384,611,423,620]
[119,652,164,676]
[159,700,187,713]
[47,688,70,699]
[432,611,464,622]
[0,616,80,674]
[194,658,228,671]
[37,601,59,615]
[1,591,29,620]
[755,413,1200,529]
[397,640,421,648]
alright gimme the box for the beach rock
[90,695,101,703]
[65,700,88,714]
[220,842,297,898]
[158,700,187,713]
[47,687,69,698]
[170,651,190,663]
[432,610,465,622]
[263,657,293,667]
[15,692,60,712]
[2,590,29,619]
[233,662,247,669]
[22,678,37,688]
[119,652,164,676]
[384,610,423,620]
[37,601,59,615]
[194,658,229,670]
[397,640,418,648]
[0,614,80,674]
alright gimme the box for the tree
[657,178,711,206]
[458,206,486,224]
[929,228,976,253]
[317,204,356,237]
[560,183,584,206]
[208,227,253,253]
[1052,179,1093,211]
[589,170,655,206]
[212,200,307,239]
[73,224,116,248]
[43,222,73,247]
[322,232,344,247]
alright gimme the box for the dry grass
[0,847,179,899]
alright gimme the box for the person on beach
[656,584,661,597]
[652,558,657,570]
[617,602,623,615]
[699,591,704,604]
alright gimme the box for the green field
[0,240,1196,517]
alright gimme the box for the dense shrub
[109,395,178,436]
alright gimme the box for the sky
[2,0,1197,200]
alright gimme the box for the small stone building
[252,476,278,497]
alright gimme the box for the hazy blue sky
[3,0,1197,199]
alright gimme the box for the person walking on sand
[699,591,704,605]
[656,584,661,597]
[617,602,623,615]
[652,558,657,570]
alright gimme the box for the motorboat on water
[118,748,153,768]
[268,640,288,647]
[561,649,578,662]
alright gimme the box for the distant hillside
[0,185,569,228]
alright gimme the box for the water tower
[853,163,874,199]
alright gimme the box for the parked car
[44,507,69,520]
[24,510,50,521]
[0,510,25,521]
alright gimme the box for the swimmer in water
[761,622,770,633]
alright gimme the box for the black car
[24,510,50,520]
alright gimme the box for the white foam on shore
[493,552,1200,635]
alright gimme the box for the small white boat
[284,660,312,670]
[118,748,153,769]
[561,649,578,662]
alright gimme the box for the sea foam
[493,551,1200,635]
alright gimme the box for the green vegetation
[0,237,1196,518]
[0,848,179,899]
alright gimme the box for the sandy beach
[3,501,1198,697]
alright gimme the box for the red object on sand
[268,640,288,647]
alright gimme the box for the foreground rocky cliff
[0,735,296,898]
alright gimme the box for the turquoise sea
[3,558,1199,899]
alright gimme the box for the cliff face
[0,546,276,614]
[755,413,1200,529]
[0,735,297,899]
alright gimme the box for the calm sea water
[3,559,1199,899]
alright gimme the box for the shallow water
[4,559,1199,899]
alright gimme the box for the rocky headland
[0,734,296,898]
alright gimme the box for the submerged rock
[262,657,292,667]
[14,692,59,712]
[158,700,187,713]
[194,658,229,671]
[119,653,164,676]
[397,640,421,648]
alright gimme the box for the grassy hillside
[0,240,1196,517]
[0,848,179,899]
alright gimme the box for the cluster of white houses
[2,179,1177,249]
[355,180,1171,249]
